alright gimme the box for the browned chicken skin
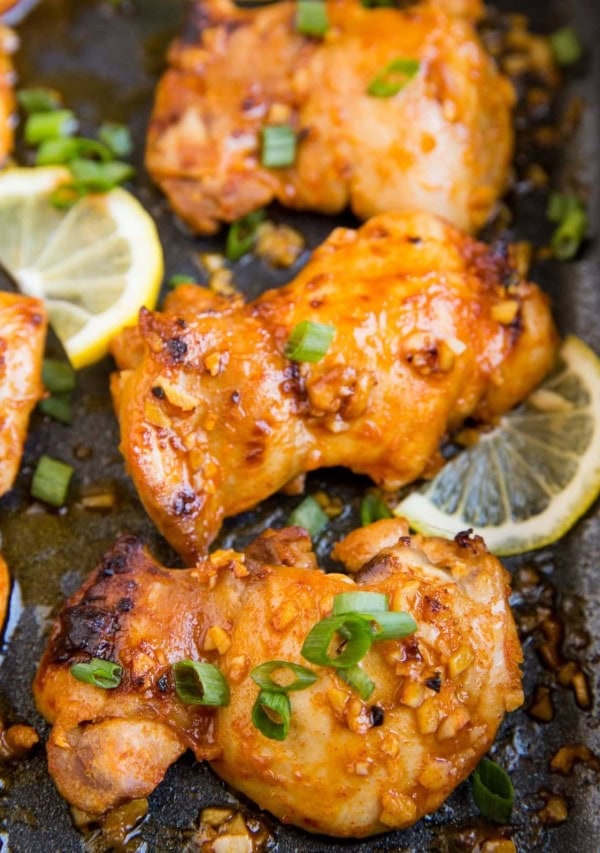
[111,211,558,560]
[146,0,514,234]
[0,292,45,637]
[0,552,9,630]
[34,522,523,835]
[0,291,47,497]
[0,25,16,163]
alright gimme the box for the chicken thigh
[146,0,514,234]
[0,25,16,163]
[0,291,46,497]
[111,211,558,560]
[34,521,523,836]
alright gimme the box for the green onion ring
[251,660,317,693]
[70,658,122,689]
[252,690,292,740]
[332,591,388,615]
[172,660,230,706]
[301,613,373,668]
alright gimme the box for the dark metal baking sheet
[0,0,599,849]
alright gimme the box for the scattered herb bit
[261,125,297,168]
[173,660,230,706]
[21,92,135,205]
[296,0,329,37]
[287,495,329,537]
[362,610,417,641]
[367,58,420,98]
[471,757,514,824]
[361,0,394,6]
[284,320,335,362]
[226,209,266,261]
[98,122,133,158]
[549,27,583,66]
[68,158,135,192]
[332,591,388,615]
[36,137,112,166]
[17,87,62,114]
[24,109,78,145]
[42,358,76,394]
[302,602,416,666]
[338,664,375,700]
[551,204,587,261]
[360,492,392,526]
[38,394,72,425]
[70,658,122,689]
[301,613,374,668]
[252,689,291,740]
[546,192,580,224]
[250,660,317,693]
[30,455,73,507]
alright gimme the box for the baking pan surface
[0,0,599,850]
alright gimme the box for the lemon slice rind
[395,336,600,556]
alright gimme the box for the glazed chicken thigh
[111,211,558,560]
[34,521,523,836]
[146,0,514,233]
[0,25,16,163]
[0,291,46,497]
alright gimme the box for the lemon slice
[0,166,163,368]
[395,336,600,555]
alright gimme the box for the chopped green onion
[546,192,580,224]
[31,455,73,507]
[42,359,76,394]
[261,125,297,168]
[301,613,373,668]
[24,109,78,145]
[70,658,122,689]
[471,758,514,824]
[551,205,587,260]
[361,610,417,641]
[168,274,198,288]
[172,660,230,706]
[50,184,85,210]
[284,320,335,362]
[98,122,133,158]
[360,492,393,526]
[361,0,394,6]
[68,159,135,191]
[250,660,317,693]
[287,495,329,537]
[252,689,291,740]
[36,137,113,166]
[333,591,388,615]
[296,0,329,37]
[225,209,266,261]
[549,27,582,66]
[338,664,375,700]
[38,394,72,425]
[17,87,62,114]
[367,58,420,98]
